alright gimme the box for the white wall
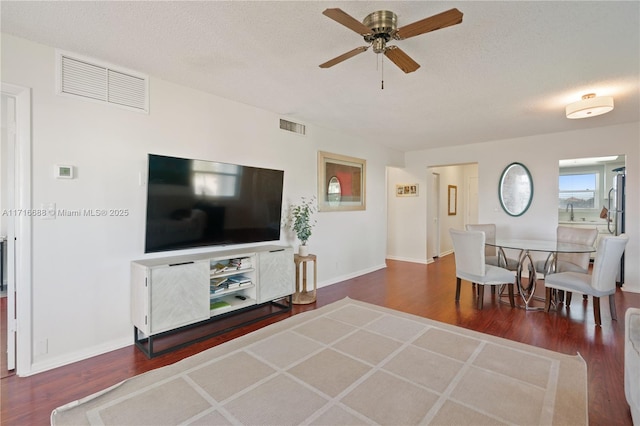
[386,167,427,263]
[387,163,475,262]
[389,122,640,293]
[1,34,404,374]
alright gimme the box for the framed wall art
[448,185,457,215]
[317,151,366,211]
[396,184,418,197]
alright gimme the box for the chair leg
[455,277,461,302]
[508,283,515,308]
[545,287,552,312]
[566,291,573,306]
[609,294,617,321]
[477,286,484,310]
[593,296,601,326]
[491,286,496,294]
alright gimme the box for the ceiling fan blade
[384,46,420,73]
[395,8,463,40]
[322,8,372,36]
[319,46,369,68]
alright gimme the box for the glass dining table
[486,239,596,310]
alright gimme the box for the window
[558,172,598,209]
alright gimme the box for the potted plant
[288,196,317,256]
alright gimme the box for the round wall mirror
[499,162,533,217]
[327,176,341,206]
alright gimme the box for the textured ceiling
[1,1,639,152]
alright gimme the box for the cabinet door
[150,260,209,334]
[257,248,294,303]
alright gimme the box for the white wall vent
[56,50,149,113]
[279,119,305,135]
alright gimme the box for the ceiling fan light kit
[565,93,614,119]
[319,7,463,77]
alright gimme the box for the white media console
[131,245,294,357]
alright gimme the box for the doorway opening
[426,163,478,260]
[1,82,33,377]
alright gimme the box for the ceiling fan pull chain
[381,53,384,90]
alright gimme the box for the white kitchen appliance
[607,167,625,284]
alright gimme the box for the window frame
[558,170,600,211]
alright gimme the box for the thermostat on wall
[55,165,74,179]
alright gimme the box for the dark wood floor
[1,255,639,425]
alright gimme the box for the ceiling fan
[319,8,463,74]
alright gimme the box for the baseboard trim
[386,255,431,265]
[26,337,131,377]
[318,263,387,288]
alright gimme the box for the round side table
[293,253,317,304]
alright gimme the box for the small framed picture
[396,184,418,197]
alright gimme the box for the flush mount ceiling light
[566,93,614,119]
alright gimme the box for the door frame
[427,172,440,259]
[466,175,479,226]
[1,82,33,376]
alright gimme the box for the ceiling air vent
[57,50,149,113]
[279,119,306,135]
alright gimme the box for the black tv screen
[145,154,284,253]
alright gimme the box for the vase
[299,245,309,257]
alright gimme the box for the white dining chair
[465,224,518,270]
[449,228,516,310]
[544,234,628,326]
[536,226,598,275]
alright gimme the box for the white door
[427,172,440,259]
[2,83,32,376]
[1,93,16,371]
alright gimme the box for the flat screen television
[145,154,284,253]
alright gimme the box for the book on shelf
[211,262,234,273]
[229,257,252,269]
[210,285,227,294]
[227,275,251,284]
[210,300,231,310]
[210,277,228,287]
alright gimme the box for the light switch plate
[42,203,56,220]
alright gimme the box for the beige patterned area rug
[51,297,587,425]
